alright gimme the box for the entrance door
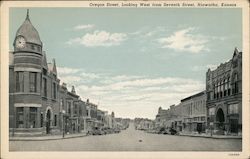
[197,123,202,133]
[230,119,238,133]
[216,108,225,130]
[46,110,51,134]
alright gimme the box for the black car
[169,128,177,135]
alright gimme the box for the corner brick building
[9,10,117,136]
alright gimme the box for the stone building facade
[206,48,242,135]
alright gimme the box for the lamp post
[62,110,66,138]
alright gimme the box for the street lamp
[62,110,66,138]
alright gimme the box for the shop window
[16,107,24,128]
[29,72,37,92]
[29,107,37,128]
[229,104,238,114]
[16,72,24,92]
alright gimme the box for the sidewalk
[9,133,88,141]
[178,132,242,139]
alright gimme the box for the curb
[9,134,88,141]
[178,134,242,139]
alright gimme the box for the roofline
[180,90,206,102]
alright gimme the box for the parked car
[157,127,166,134]
[102,127,113,134]
[92,127,102,135]
[169,128,177,135]
[114,128,121,133]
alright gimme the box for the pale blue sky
[9,8,242,119]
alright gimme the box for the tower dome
[15,9,42,46]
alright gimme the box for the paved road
[10,123,241,151]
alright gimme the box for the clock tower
[11,9,44,135]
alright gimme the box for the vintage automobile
[92,127,103,135]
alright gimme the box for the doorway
[46,109,51,134]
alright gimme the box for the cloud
[73,24,95,30]
[191,64,218,72]
[57,67,81,74]
[56,66,205,118]
[66,30,127,47]
[158,27,209,53]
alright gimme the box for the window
[233,73,239,94]
[220,81,223,97]
[213,84,216,99]
[229,104,238,114]
[209,108,215,116]
[42,78,47,97]
[16,107,24,128]
[54,114,57,126]
[40,113,43,127]
[53,83,56,99]
[74,104,78,115]
[42,68,47,75]
[228,77,231,95]
[16,72,24,92]
[224,79,227,96]
[67,101,71,115]
[29,72,37,92]
[31,44,35,50]
[29,107,37,128]
[60,98,64,110]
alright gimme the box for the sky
[9,8,242,119]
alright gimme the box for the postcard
[1,1,249,159]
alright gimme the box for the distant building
[181,91,207,133]
[206,48,242,135]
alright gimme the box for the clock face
[15,36,26,48]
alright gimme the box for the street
[10,123,241,151]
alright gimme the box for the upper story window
[53,82,56,99]
[60,98,64,110]
[29,72,37,92]
[74,104,78,115]
[232,73,239,94]
[16,71,24,92]
[31,44,35,50]
[67,101,71,115]
[42,78,47,97]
